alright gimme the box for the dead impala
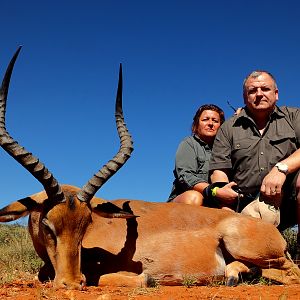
[0,48,299,290]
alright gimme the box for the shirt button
[260,167,264,171]
[260,152,264,155]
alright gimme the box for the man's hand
[260,167,286,198]
[216,182,239,205]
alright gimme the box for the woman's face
[196,110,221,143]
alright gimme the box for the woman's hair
[191,104,225,134]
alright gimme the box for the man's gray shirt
[209,105,300,195]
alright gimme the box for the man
[208,70,300,260]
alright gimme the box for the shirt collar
[233,105,284,126]
[193,134,211,148]
[272,105,286,118]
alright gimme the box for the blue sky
[1,1,300,214]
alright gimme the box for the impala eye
[42,218,50,228]
[42,218,57,236]
[41,217,57,247]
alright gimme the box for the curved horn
[0,47,65,203]
[77,64,134,202]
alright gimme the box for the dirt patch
[0,280,299,300]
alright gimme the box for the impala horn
[77,64,134,202]
[0,47,65,203]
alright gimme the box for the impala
[0,48,299,290]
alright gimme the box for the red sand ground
[0,280,299,300]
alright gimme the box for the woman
[168,104,225,205]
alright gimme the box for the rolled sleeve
[209,125,233,171]
[175,137,209,189]
[285,106,300,146]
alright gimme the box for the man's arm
[261,148,300,196]
[209,121,239,206]
[210,169,239,206]
[211,169,230,183]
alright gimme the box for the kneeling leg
[225,261,258,286]
[99,272,149,287]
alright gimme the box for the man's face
[244,73,278,114]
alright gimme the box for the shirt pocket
[232,138,254,156]
[231,138,256,171]
[269,132,297,162]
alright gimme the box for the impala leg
[38,261,55,282]
[225,261,256,286]
[99,272,149,287]
[262,256,300,284]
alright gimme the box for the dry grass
[0,223,43,284]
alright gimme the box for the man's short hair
[243,70,278,100]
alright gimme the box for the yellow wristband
[211,187,219,197]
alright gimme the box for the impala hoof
[226,276,238,286]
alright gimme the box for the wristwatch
[275,162,289,175]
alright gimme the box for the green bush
[282,227,298,259]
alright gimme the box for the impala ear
[90,198,137,219]
[0,190,49,222]
[0,197,38,222]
